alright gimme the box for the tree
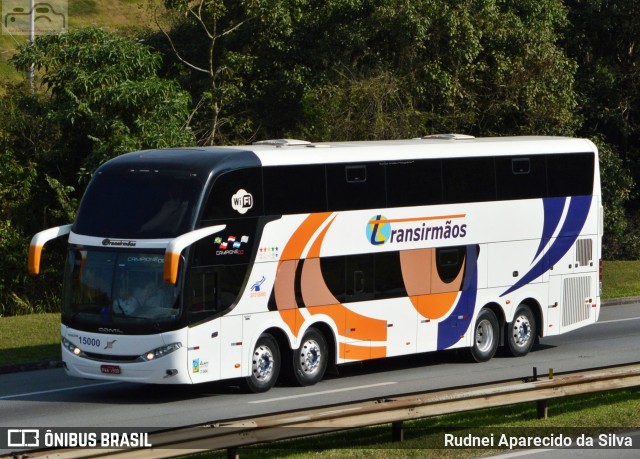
[566,0,640,153]
[565,1,640,258]
[12,27,195,179]
[0,83,57,315]
[158,0,297,145]
[298,0,578,139]
[596,138,638,259]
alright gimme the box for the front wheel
[468,308,499,363]
[505,304,536,357]
[244,334,280,393]
[292,328,328,386]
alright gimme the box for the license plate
[100,365,121,375]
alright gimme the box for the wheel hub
[253,345,274,381]
[300,340,321,374]
[475,319,495,352]
[512,315,531,347]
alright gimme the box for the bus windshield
[62,249,181,333]
[73,169,203,239]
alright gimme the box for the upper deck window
[326,163,386,211]
[74,169,202,239]
[201,167,263,221]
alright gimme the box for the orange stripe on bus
[311,304,387,342]
[279,309,304,337]
[410,291,459,320]
[340,342,387,360]
[281,213,333,261]
[277,213,332,334]
[307,214,336,258]
[368,214,466,225]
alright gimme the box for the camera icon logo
[2,0,67,35]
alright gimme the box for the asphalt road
[1,302,639,454]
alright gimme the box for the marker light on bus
[141,342,182,361]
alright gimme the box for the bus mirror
[28,224,73,275]
[164,224,226,284]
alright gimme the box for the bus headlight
[62,337,86,357]
[141,342,182,361]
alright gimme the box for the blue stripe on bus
[500,195,592,297]
[533,197,566,262]
[438,245,477,349]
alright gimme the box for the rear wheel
[292,328,328,386]
[505,304,536,357]
[244,334,280,393]
[469,308,499,362]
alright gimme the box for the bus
[29,135,602,392]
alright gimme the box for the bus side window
[346,254,374,301]
[188,269,218,314]
[187,266,246,322]
[435,246,466,284]
[263,165,326,215]
[327,163,386,211]
[320,256,346,304]
[201,168,263,220]
[547,152,594,197]
[374,251,407,300]
[442,157,496,204]
[496,156,547,200]
[386,160,443,207]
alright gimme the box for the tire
[292,328,328,386]
[505,304,536,357]
[469,308,499,363]
[244,334,281,393]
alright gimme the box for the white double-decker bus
[29,135,602,392]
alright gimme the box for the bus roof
[105,135,597,172]
[243,136,598,167]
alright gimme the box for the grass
[602,260,640,299]
[0,313,60,366]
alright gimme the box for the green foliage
[158,0,299,144]
[295,0,578,139]
[596,138,640,259]
[565,0,640,258]
[302,69,422,141]
[12,27,195,176]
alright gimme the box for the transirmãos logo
[366,214,468,246]
[366,215,392,245]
